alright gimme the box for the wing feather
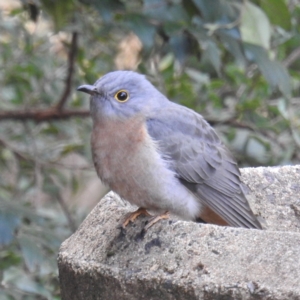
[146,103,262,229]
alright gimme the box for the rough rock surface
[58,166,300,300]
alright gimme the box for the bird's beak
[77,85,98,95]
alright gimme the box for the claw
[141,211,169,235]
[121,207,151,228]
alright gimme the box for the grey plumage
[146,104,262,229]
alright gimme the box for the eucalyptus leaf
[246,136,269,163]
[169,32,199,65]
[244,43,291,96]
[217,30,247,67]
[124,14,156,50]
[40,0,75,30]
[143,0,189,23]
[18,235,45,273]
[192,0,237,23]
[0,211,20,246]
[158,53,174,71]
[202,40,221,75]
[87,0,125,23]
[260,0,291,30]
[240,1,271,49]
[0,251,21,270]
[2,266,52,298]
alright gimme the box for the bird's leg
[142,211,170,234]
[122,207,151,228]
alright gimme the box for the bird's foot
[121,207,151,229]
[141,211,170,235]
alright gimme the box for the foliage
[1,0,300,298]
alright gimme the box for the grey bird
[77,71,262,230]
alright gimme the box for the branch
[208,118,286,149]
[55,31,78,111]
[206,118,255,131]
[0,32,84,123]
[0,136,94,171]
[0,108,90,122]
[282,46,300,68]
[56,194,77,232]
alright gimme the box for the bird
[77,70,262,231]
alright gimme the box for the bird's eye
[114,90,129,102]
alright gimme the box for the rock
[58,166,300,300]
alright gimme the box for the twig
[0,136,94,170]
[282,46,300,68]
[0,138,28,160]
[55,31,78,111]
[49,174,77,232]
[207,118,255,131]
[208,118,287,149]
[0,32,83,123]
[0,108,90,122]
[204,0,245,35]
[56,194,77,232]
[23,122,44,206]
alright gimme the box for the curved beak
[77,84,98,95]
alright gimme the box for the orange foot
[142,211,170,234]
[122,207,151,228]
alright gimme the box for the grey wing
[146,103,262,229]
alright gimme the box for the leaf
[185,68,210,85]
[240,1,271,49]
[238,98,261,111]
[182,0,201,18]
[191,0,237,23]
[40,0,75,30]
[0,251,21,270]
[290,126,300,148]
[202,40,221,75]
[244,43,291,96]
[71,175,80,194]
[246,135,270,163]
[61,144,83,156]
[169,31,200,65]
[124,14,156,50]
[0,200,42,225]
[18,235,44,273]
[217,30,247,68]
[143,0,167,18]
[277,97,289,119]
[260,0,291,30]
[2,266,52,298]
[0,211,20,246]
[231,130,269,164]
[88,0,125,23]
[143,0,189,23]
[158,53,174,72]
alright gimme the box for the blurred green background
[0,0,300,298]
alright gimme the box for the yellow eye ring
[114,90,129,102]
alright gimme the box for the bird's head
[77,71,168,122]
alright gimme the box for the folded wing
[146,104,262,229]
